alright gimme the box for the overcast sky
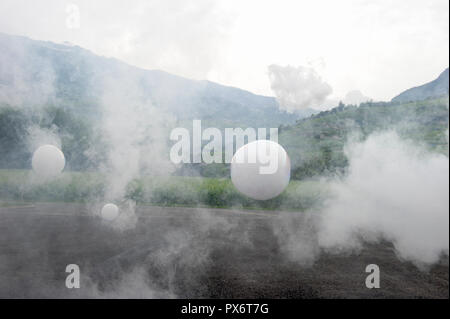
[0,0,448,101]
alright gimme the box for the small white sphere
[101,203,119,221]
[31,144,65,177]
[231,140,291,200]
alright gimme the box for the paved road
[0,203,448,298]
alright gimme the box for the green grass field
[0,169,326,211]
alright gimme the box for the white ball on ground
[31,144,65,177]
[231,140,291,200]
[101,203,119,221]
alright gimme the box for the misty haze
[0,0,448,301]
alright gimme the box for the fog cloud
[91,66,176,229]
[342,90,371,106]
[318,131,449,267]
[275,131,449,269]
[268,64,333,112]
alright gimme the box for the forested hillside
[187,96,449,179]
[0,34,448,180]
[281,97,449,179]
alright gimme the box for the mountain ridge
[0,33,314,129]
[1,33,448,177]
[392,68,449,103]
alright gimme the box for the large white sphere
[231,140,291,200]
[31,144,65,177]
[101,203,119,221]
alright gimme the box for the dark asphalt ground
[0,203,448,298]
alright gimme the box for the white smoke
[26,124,61,152]
[85,267,175,299]
[268,64,332,112]
[342,90,371,106]
[95,68,176,229]
[0,34,55,107]
[318,131,449,267]
[275,131,449,269]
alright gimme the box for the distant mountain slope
[279,97,449,180]
[0,33,309,129]
[1,33,448,177]
[392,68,449,103]
[183,95,449,178]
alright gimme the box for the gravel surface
[0,203,448,298]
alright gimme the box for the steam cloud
[318,131,449,266]
[0,32,448,298]
[0,34,55,107]
[268,64,332,112]
[93,67,176,229]
[342,90,371,105]
[276,131,449,268]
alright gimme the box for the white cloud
[319,131,449,267]
[0,0,448,100]
[274,131,449,268]
[268,64,332,112]
[342,90,371,105]
[0,0,232,80]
